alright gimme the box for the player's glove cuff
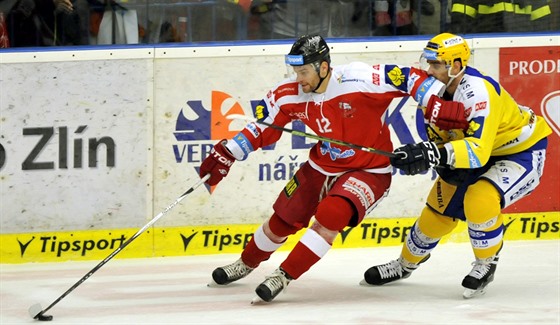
[390,141,442,175]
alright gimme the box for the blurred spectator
[0,11,10,47]
[372,0,414,35]
[351,0,435,36]
[227,0,252,13]
[329,0,359,37]
[135,0,248,44]
[90,0,140,44]
[552,0,560,30]
[250,0,355,40]
[413,0,440,35]
[352,0,423,36]
[6,0,89,47]
[450,0,553,33]
[192,0,248,41]
[507,0,553,32]
[3,0,556,47]
[411,0,435,16]
[132,1,176,44]
[0,0,17,47]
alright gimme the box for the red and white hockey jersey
[227,62,444,176]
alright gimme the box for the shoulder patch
[386,66,405,87]
[274,82,299,101]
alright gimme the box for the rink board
[1,35,558,264]
[0,212,557,263]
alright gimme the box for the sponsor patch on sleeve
[283,175,299,198]
[254,100,269,121]
[231,132,254,161]
[385,66,406,89]
[414,77,437,104]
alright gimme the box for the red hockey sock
[241,239,274,268]
[280,242,321,280]
[241,215,298,269]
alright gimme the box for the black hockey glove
[436,166,475,186]
[390,141,442,175]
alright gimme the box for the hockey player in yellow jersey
[361,33,552,298]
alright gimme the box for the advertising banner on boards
[0,59,152,232]
[499,46,560,213]
[152,53,437,228]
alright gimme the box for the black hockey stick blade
[226,114,398,158]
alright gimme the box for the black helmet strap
[312,61,329,92]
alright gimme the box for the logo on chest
[339,102,356,118]
[320,142,355,160]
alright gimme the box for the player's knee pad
[464,180,504,258]
[464,180,501,226]
[314,195,354,232]
[268,212,301,238]
[417,206,459,238]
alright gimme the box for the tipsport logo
[15,234,128,258]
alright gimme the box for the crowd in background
[0,0,558,48]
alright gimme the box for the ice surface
[1,240,559,324]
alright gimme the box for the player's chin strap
[446,65,466,88]
[313,64,331,92]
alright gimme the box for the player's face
[426,60,450,84]
[293,64,320,93]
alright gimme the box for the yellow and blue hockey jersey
[426,66,552,169]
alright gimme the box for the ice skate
[361,255,429,286]
[209,258,254,286]
[251,267,292,303]
[462,255,499,299]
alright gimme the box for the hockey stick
[28,174,210,321]
[226,114,398,158]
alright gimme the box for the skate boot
[361,255,430,286]
[461,255,499,299]
[252,267,292,303]
[211,258,254,285]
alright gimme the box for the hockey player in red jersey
[362,33,552,298]
[199,34,445,303]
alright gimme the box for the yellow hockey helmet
[422,33,470,67]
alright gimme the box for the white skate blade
[251,295,266,305]
[463,287,487,299]
[207,279,222,287]
[359,279,372,286]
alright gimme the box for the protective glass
[419,51,449,72]
[285,55,319,82]
[285,54,303,80]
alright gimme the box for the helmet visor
[419,50,448,72]
[285,54,304,80]
[285,55,321,81]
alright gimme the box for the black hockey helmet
[285,34,331,67]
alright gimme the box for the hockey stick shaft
[29,174,210,320]
[227,114,397,158]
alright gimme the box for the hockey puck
[36,314,53,321]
